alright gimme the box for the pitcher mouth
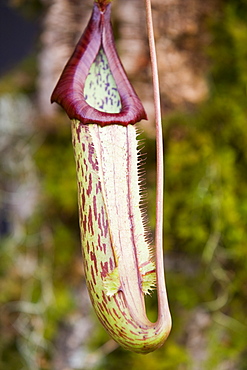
[51,2,147,127]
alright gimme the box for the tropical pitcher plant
[51,0,171,353]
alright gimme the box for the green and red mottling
[51,0,171,353]
[72,120,170,352]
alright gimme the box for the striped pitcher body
[72,120,169,352]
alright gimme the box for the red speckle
[88,206,94,235]
[76,125,81,143]
[90,265,96,285]
[109,257,114,270]
[113,294,121,311]
[102,290,111,304]
[126,318,139,329]
[88,143,98,171]
[83,158,88,172]
[84,258,89,271]
[102,301,110,314]
[90,251,98,275]
[97,301,104,312]
[78,203,83,222]
[81,187,86,209]
[96,181,102,194]
[80,163,84,177]
[112,308,121,319]
[98,209,103,237]
[100,261,109,279]
[93,195,97,220]
[86,173,93,196]
[88,280,96,293]
[98,234,102,251]
[100,206,109,238]
[82,214,87,232]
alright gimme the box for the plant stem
[145,0,169,321]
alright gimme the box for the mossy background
[1,0,247,369]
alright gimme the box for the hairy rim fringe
[135,128,155,260]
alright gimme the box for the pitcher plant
[51,0,171,353]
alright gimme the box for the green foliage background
[1,0,247,369]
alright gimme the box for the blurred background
[0,0,247,369]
